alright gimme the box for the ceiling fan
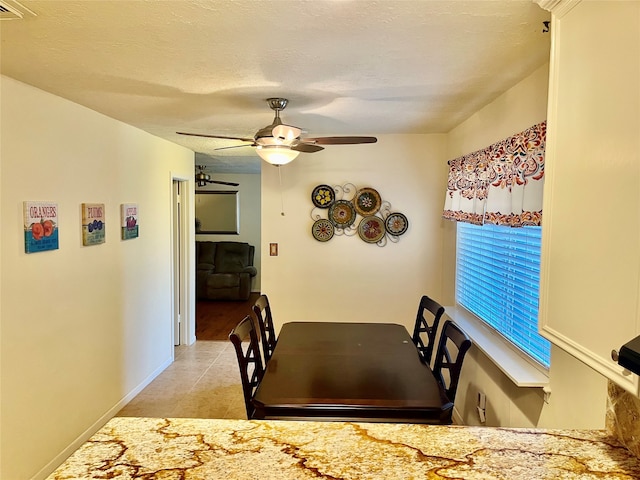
[195,165,239,187]
[177,98,377,166]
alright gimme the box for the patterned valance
[442,121,546,227]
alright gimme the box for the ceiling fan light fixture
[256,145,300,165]
[272,124,302,144]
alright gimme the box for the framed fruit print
[121,203,139,240]
[82,203,105,246]
[23,201,59,253]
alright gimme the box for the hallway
[117,340,246,419]
[117,295,259,419]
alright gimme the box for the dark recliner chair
[196,241,257,301]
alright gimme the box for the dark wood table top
[252,322,451,423]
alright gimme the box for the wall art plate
[358,215,386,243]
[311,184,335,208]
[385,212,409,236]
[328,200,357,228]
[354,187,381,216]
[312,218,335,242]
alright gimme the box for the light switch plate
[477,406,486,423]
[477,391,486,409]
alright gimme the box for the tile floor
[116,340,247,420]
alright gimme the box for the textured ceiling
[0,0,550,173]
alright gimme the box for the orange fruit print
[32,222,44,240]
[43,220,54,237]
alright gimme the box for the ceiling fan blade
[214,144,256,151]
[176,132,254,142]
[303,136,378,145]
[208,180,239,187]
[291,143,324,153]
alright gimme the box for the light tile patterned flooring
[116,340,247,420]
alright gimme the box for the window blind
[456,222,551,368]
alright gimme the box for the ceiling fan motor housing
[254,98,288,145]
[195,168,210,187]
[267,98,288,111]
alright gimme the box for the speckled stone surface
[47,417,640,479]
[606,380,640,458]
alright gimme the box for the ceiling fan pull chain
[278,166,285,216]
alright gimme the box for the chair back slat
[432,320,472,422]
[411,295,445,366]
[229,315,265,419]
[252,294,278,364]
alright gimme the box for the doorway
[172,178,192,346]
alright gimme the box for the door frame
[171,175,195,347]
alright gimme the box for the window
[456,222,551,368]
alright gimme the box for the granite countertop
[48,417,640,479]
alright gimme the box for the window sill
[444,305,550,389]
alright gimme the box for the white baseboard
[32,356,173,480]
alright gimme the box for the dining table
[251,321,452,423]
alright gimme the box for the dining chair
[252,294,277,364]
[432,319,472,424]
[228,315,265,419]
[411,295,445,366]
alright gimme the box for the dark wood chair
[432,319,472,424]
[252,294,277,364]
[228,315,265,419]
[411,295,445,366]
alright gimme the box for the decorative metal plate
[311,219,335,242]
[311,184,335,208]
[385,212,409,236]
[354,187,382,216]
[328,200,357,228]
[358,216,386,243]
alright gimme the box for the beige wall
[445,63,608,429]
[261,133,448,332]
[0,76,195,479]
[195,172,262,291]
